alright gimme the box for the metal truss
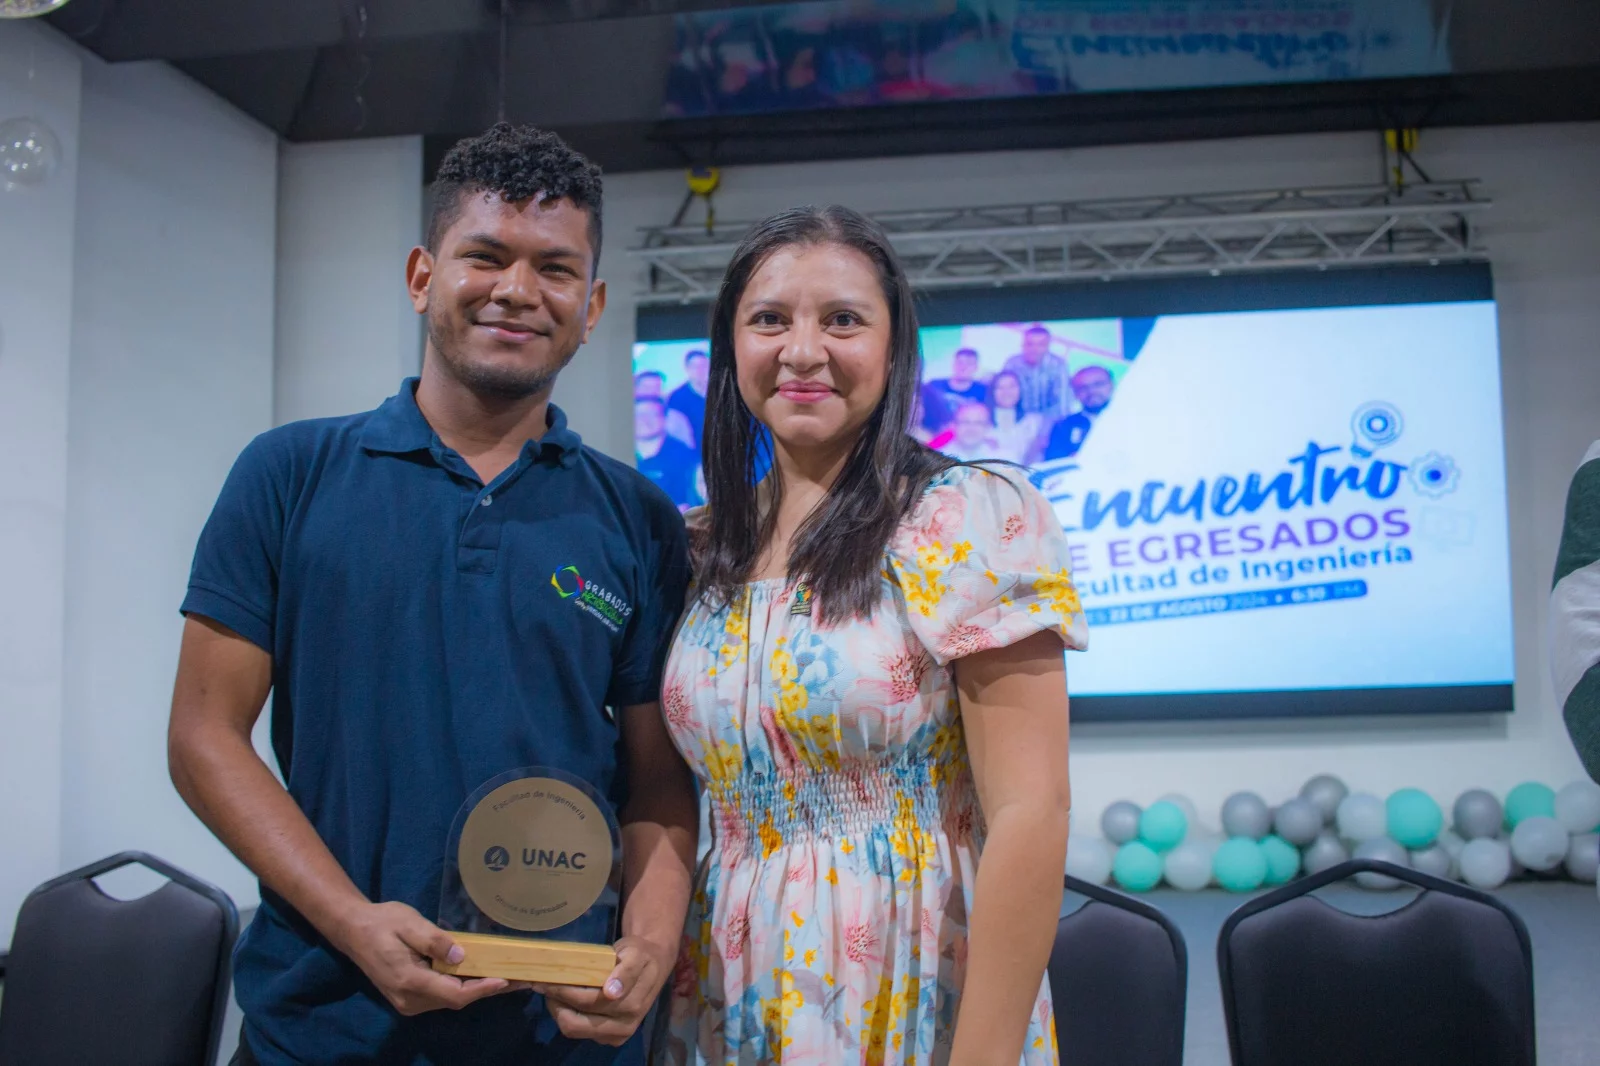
[629,182,1489,304]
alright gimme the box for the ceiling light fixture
[0,1,74,19]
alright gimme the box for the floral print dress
[653,466,1089,1066]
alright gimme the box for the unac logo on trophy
[458,777,615,932]
[550,564,634,634]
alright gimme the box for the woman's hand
[533,936,676,1046]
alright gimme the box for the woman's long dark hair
[696,205,958,621]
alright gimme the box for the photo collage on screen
[632,343,712,511]
[630,318,1151,512]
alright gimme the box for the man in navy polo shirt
[168,124,697,1066]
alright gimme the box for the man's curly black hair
[426,123,604,270]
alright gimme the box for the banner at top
[663,0,1448,118]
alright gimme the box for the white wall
[0,24,277,945]
[62,57,277,910]
[0,19,80,949]
[568,123,1600,830]
[274,137,422,426]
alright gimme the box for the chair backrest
[0,851,239,1066]
[1049,874,1187,1066]
[1218,858,1535,1066]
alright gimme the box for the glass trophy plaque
[432,767,622,987]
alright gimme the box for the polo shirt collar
[361,378,583,466]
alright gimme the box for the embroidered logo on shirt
[551,566,584,598]
[551,565,633,634]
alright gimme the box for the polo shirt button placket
[458,484,508,574]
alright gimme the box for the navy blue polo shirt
[181,380,688,1066]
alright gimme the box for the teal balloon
[1504,783,1556,829]
[1213,838,1268,892]
[1112,841,1164,892]
[1386,788,1443,848]
[1138,801,1188,852]
[1260,835,1301,885]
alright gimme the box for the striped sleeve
[1552,440,1600,783]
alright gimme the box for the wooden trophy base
[433,933,618,987]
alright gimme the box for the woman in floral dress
[653,206,1086,1066]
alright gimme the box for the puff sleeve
[887,465,1089,666]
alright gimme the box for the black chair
[1049,874,1187,1066]
[1218,858,1535,1066]
[0,851,239,1066]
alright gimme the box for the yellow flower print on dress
[710,596,749,678]
[1033,567,1083,623]
[761,968,804,1058]
[890,792,935,881]
[700,739,743,788]
[758,810,783,860]
[770,640,842,773]
[895,540,973,617]
[924,725,964,787]
[861,974,895,1066]
[890,973,921,1039]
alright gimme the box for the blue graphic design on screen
[632,300,1512,714]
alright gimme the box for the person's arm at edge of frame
[167,614,523,1016]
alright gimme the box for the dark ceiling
[43,0,1600,174]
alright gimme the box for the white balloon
[1189,832,1224,883]
[1566,833,1599,883]
[1510,816,1568,872]
[1065,835,1113,886]
[1555,780,1600,834]
[1459,838,1512,889]
[1436,827,1466,859]
[1163,841,1212,891]
[1336,792,1388,843]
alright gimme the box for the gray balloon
[1353,837,1410,890]
[1410,845,1453,881]
[1101,800,1143,845]
[1302,833,1350,875]
[1566,832,1599,883]
[1453,789,1504,840]
[1300,774,1349,825]
[1222,792,1273,840]
[1274,798,1324,846]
